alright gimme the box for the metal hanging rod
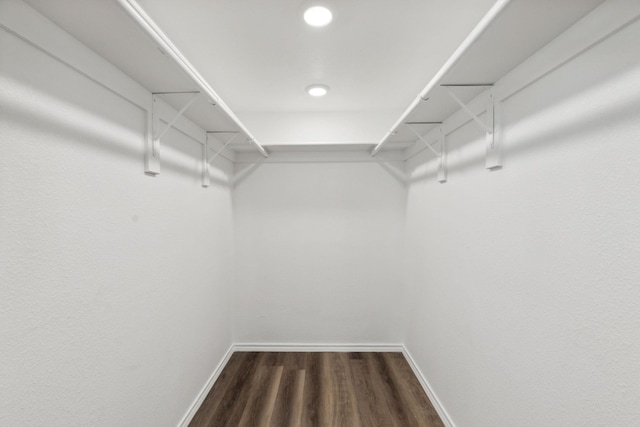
[371,0,513,156]
[117,0,268,158]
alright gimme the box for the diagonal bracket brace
[202,132,239,188]
[145,91,200,175]
[208,132,239,164]
[443,85,502,170]
[406,123,442,158]
[437,127,447,183]
[443,86,493,134]
[153,92,199,141]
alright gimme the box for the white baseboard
[232,343,404,353]
[401,346,456,427]
[177,345,235,427]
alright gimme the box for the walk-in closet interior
[2,0,640,425]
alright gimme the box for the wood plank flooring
[189,352,445,427]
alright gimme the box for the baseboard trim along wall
[232,343,404,353]
[402,347,456,427]
[178,345,235,427]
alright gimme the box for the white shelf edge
[116,0,268,158]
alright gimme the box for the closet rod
[116,0,268,158]
[371,0,513,156]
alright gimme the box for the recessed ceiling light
[303,6,333,27]
[306,84,330,97]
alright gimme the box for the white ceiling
[22,0,604,148]
[132,0,497,114]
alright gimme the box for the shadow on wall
[407,63,640,184]
[1,75,230,187]
[232,160,266,188]
[378,162,409,187]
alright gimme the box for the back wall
[233,161,407,345]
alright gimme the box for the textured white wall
[5,1,640,426]
[233,162,407,345]
[403,10,640,427]
[0,9,234,427]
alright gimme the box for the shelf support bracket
[202,132,239,188]
[437,127,447,183]
[145,91,199,175]
[153,92,200,141]
[406,124,441,158]
[485,92,502,170]
[443,85,502,170]
[145,105,159,175]
[207,132,239,164]
[443,86,493,134]
[202,133,211,188]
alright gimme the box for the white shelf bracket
[146,91,199,175]
[202,133,211,188]
[145,105,159,175]
[153,91,200,140]
[443,85,502,170]
[443,85,493,134]
[485,92,502,170]
[203,132,240,188]
[207,132,239,164]
[437,127,447,183]
[406,123,442,158]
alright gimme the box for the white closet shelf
[19,0,268,160]
[117,0,267,160]
[374,0,606,157]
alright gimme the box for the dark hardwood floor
[189,352,445,427]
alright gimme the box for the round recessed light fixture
[303,5,333,27]
[306,84,330,97]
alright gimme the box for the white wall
[0,4,234,426]
[238,110,400,145]
[233,161,407,345]
[5,1,640,426]
[403,6,640,427]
